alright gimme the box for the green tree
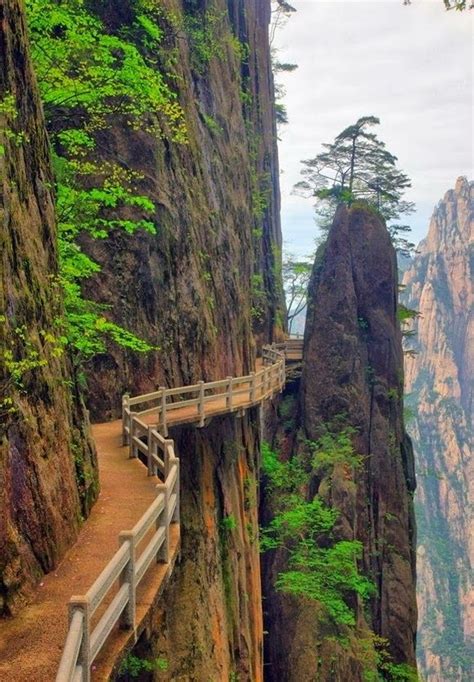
[25,0,187,363]
[261,440,375,627]
[282,252,312,333]
[294,116,415,254]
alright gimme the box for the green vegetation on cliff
[261,437,374,627]
[25,0,187,363]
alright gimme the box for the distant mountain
[402,177,473,681]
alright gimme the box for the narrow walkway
[0,422,161,681]
[0,341,302,681]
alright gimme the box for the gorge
[0,1,471,681]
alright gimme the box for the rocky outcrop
[263,206,417,680]
[402,177,473,681]
[125,412,263,680]
[79,0,284,420]
[0,0,97,616]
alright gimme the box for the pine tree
[294,116,415,254]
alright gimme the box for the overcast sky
[274,0,473,257]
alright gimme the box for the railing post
[122,394,130,446]
[156,483,170,563]
[250,371,256,402]
[118,531,136,629]
[225,376,233,411]
[147,426,154,476]
[129,417,137,459]
[159,386,168,438]
[198,380,205,427]
[173,458,180,524]
[164,440,173,478]
[69,597,91,682]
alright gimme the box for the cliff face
[402,177,473,681]
[1,0,279,674]
[80,0,284,420]
[0,0,97,616]
[74,1,277,676]
[128,413,263,680]
[263,206,417,680]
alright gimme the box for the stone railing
[56,343,300,681]
[56,427,179,682]
[122,344,286,441]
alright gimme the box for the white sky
[274,0,473,256]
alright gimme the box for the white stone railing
[122,344,287,441]
[56,429,179,682]
[56,343,301,681]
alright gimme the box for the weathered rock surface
[263,206,417,680]
[1,0,279,675]
[90,1,279,677]
[402,177,473,681]
[80,0,284,421]
[124,412,263,681]
[0,0,97,616]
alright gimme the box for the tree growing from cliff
[282,253,313,332]
[261,439,375,627]
[294,116,416,254]
[270,0,296,46]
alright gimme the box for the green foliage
[251,171,271,218]
[0,320,65,420]
[221,514,237,532]
[119,653,168,678]
[201,112,223,135]
[26,0,186,140]
[261,440,374,626]
[294,116,415,253]
[261,441,307,493]
[358,633,420,681]
[24,0,187,363]
[276,540,375,625]
[309,425,364,477]
[183,7,227,73]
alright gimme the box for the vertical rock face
[303,206,417,663]
[80,0,284,420]
[134,413,263,680]
[0,0,97,615]
[402,177,473,681]
[1,0,279,673]
[263,206,417,680]
[86,1,278,676]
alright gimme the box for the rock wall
[79,0,284,420]
[123,411,263,680]
[1,0,280,674]
[402,177,473,681]
[83,1,280,676]
[0,0,97,616]
[263,206,417,680]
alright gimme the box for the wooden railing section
[56,342,302,681]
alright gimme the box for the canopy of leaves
[261,441,375,626]
[294,116,415,255]
[25,0,188,362]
